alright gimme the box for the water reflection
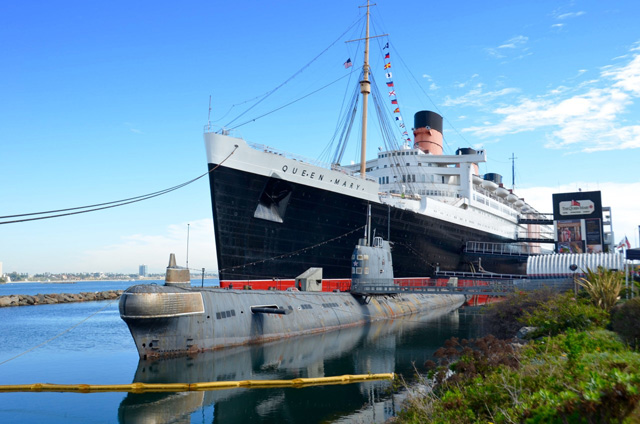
[118,302,471,423]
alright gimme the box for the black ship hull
[208,164,525,280]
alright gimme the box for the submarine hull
[119,284,465,359]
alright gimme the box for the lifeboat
[506,194,518,203]
[495,187,509,198]
[481,180,498,191]
[514,199,525,207]
[520,206,531,213]
[472,175,483,185]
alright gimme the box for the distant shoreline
[2,277,218,284]
[4,279,152,284]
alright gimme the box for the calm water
[0,279,220,296]
[0,281,487,423]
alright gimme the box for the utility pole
[186,223,190,271]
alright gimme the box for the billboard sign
[553,191,602,221]
[552,191,604,254]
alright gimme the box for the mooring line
[0,146,238,224]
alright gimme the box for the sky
[1,0,639,275]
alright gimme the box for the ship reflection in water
[118,302,470,423]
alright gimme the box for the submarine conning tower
[350,236,395,295]
[413,110,443,155]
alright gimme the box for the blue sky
[1,0,639,274]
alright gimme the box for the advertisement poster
[557,241,585,254]
[557,220,582,243]
[585,218,603,253]
[556,219,583,254]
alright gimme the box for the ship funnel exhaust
[413,111,443,155]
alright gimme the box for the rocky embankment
[0,290,123,307]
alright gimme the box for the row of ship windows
[352,267,370,275]
[383,189,460,198]
[383,163,426,168]
[420,190,460,197]
[378,175,451,184]
[352,254,369,260]
[378,151,418,158]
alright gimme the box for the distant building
[0,261,3,277]
[139,265,148,277]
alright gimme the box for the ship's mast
[349,1,386,178]
[359,0,372,179]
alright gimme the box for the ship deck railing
[472,185,520,213]
[353,277,574,296]
[436,270,527,280]
[353,283,514,296]
[518,213,554,225]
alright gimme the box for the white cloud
[464,44,640,152]
[556,11,586,20]
[499,35,528,49]
[602,51,640,96]
[518,182,640,249]
[444,87,520,107]
[81,218,217,274]
[487,36,529,59]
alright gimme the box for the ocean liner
[205,2,547,282]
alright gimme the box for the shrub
[400,330,640,423]
[611,297,640,349]
[521,339,640,423]
[396,289,639,423]
[429,335,519,385]
[483,288,556,339]
[521,292,609,338]
[577,266,624,312]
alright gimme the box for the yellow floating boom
[0,373,395,393]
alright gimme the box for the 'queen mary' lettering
[282,165,324,182]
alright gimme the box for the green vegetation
[394,268,640,423]
[611,298,640,349]
[577,267,625,312]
